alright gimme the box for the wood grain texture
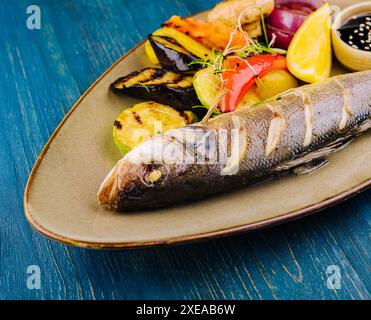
[0,0,369,300]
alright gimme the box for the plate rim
[26,179,370,249]
[23,12,371,250]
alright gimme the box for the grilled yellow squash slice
[113,102,198,155]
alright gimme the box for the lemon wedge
[287,3,332,83]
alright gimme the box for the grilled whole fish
[98,71,371,211]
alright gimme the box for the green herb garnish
[260,9,269,47]
[131,82,150,92]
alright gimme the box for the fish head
[97,134,186,210]
[98,126,225,210]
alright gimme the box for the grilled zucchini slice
[113,102,198,155]
[193,67,220,109]
[110,68,201,110]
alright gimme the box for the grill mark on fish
[266,104,285,157]
[303,91,314,147]
[221,128,248,176]
[221,116,248,176]
[335,79,352,130]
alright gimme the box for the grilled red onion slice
[266,0,324,49]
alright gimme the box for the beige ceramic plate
[24,0,371,249]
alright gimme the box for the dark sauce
[337,12,371,51]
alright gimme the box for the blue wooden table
[0,0,369,300]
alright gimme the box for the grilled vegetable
[110,68,200,110]
[163,15,249,51]
[256,70,298,100]
[242,20,263,38]
[220,54,287,113]
[237,85,261,109]
[99,71,371,210]
[145,41,160,64]
[208,0,275,28]
[267,0,324,49]
[113,102,198,155]
[149,36,200,73]
[193,67,220,109]
[152,28,212,60]
[236,70,298,108]
[286,3,332,83]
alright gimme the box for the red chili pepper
[220,54,287,113]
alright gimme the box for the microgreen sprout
[260,8,269,46]
[188,0,287,116]
[131,82,150,92]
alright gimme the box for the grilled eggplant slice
[145,40,160,64]
[149,36,201,73]
[152,28,212,60]
[113,102,198,155]
[110,68,200,110]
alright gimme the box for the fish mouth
[97,164,120,206]
[98,160,142,207]
[98,160,172,206]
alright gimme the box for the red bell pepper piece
[220,54,287,113]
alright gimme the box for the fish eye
[142,164,168,186]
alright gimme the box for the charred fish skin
[98,71,371,211]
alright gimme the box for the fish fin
[292,159,329,176]
[355,118,371,134]
[274,137,354,173]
